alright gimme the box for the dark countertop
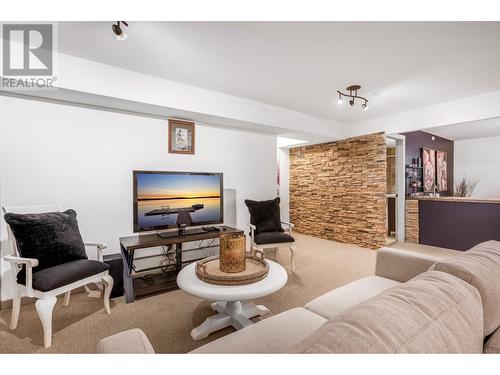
[407,196,500,204]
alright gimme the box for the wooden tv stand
[119,226,243,303]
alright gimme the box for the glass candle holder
[219,233,246,273]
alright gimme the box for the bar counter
[405,196,500,251]
[410,196,500,204]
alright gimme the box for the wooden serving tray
[195,250,269,286]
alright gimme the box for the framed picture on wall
[168,119,195,154]
[422,148,436,193]
[436,150,448,191]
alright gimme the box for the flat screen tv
[133,171,223,232]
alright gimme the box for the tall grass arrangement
[454,177,478,197]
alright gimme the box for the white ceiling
[426,117,500,141]
[58,22,500,124]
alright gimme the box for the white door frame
[386,133,406,243]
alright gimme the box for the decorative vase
[219,233,246,273]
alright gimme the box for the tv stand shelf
[119,226,243,303]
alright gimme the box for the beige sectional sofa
[191,247,448,353]
[98,241,500,354]
[293,270,483,353]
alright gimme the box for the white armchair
[249,221,296,272]
[2,204,113,348]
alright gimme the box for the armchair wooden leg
[102,275,113,314]
[289,245,296,273]
[63,291,71,307]
[35,296,57,348]
[10,290,21,330]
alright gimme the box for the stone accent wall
[289,133,386,249]
[405,199,419,243]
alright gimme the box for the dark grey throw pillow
[244,197,284,234]
[4,209,87,272]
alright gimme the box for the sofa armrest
[484,328,500,354]
[96,329,155,354]
[375,247,443,283]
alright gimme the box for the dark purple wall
[419,200,500,251]
[403,131,454,196]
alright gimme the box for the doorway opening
[386,134,406,245]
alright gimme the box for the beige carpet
[0,234,378,353]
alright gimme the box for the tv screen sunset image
[135,173,222,230]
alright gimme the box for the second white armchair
[244,197,296,272]
[249,221,296,272]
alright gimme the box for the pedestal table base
[191,301,270,340]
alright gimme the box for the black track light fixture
[337,85,369,111]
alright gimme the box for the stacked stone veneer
[289,133,387,249]
[405,199,419,243]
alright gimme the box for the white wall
[454,135,500,197]
[348,89,500,139]
[42,52,345,141]
[0,96,277,301]
[278,147,290,222]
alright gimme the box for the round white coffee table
[177,260,288,340]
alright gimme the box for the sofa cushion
[305,276,400,320]
[96,329,155,354]
[244,197,284,234]
[190,308,327,354]
[292,271,483,353]
[5,209,87,272]
[484,328,500,354]
[254,231,294,245]
[433,240,500,336]
[17,259,109,292]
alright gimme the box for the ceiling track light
[337,85,369,111]
[112,21,128,40]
